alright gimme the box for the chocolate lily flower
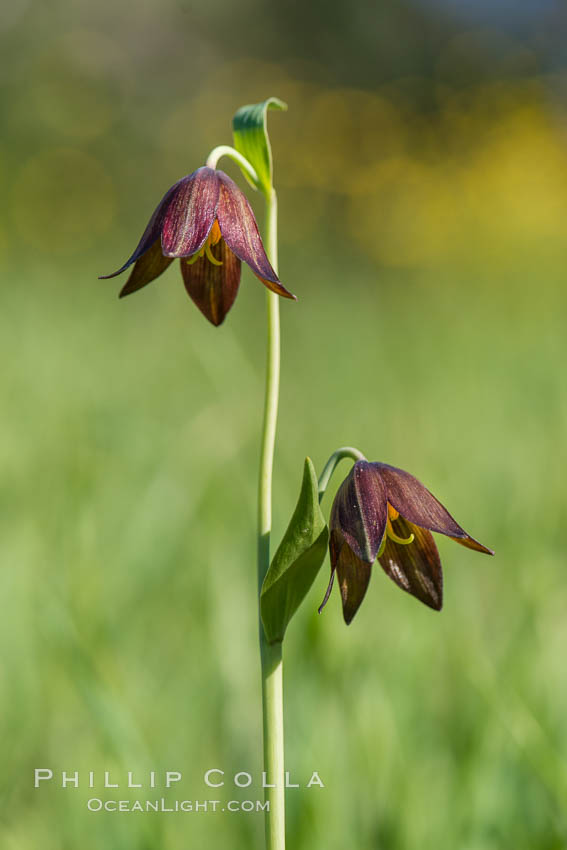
[319,461,493,624]
[100,166,295,326]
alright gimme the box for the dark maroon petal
[378,517,443,611]
[216,171,296,300]
[161,167,220,258]
[449,535,494,554]
[99,180,180,279]
[374,463,494,555]
[318,566,336,614]
[318,528,346,614]
[180,240,241,326]
[330,461,387,563]
[118,239,173,298]
[331,530,372,624]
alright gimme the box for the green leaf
[261,458,329,644]
[232,97,287,195]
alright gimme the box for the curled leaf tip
[232,97,287,194]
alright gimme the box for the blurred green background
[2,0,567,847]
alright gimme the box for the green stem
[205,145,259,187]
[258,188,285,850]
[317,446,366,503]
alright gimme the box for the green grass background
[2,256,566,848]
[2,1,567,847]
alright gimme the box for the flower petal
[118,239,173,298]
[318,567,336,615]
[330,461,388,563]
[378,517,443,610]
[449,535,494,554]
[332,530,372,624]
[216,171,296,300]
[99,181,180,279]
[374,463,494,555]
[180,240,241,326]
[161,167,220,258]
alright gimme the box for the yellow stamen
[185,250,203,265]
[186,221,224,266]
[386,516,414,546]
[205,242,223,266]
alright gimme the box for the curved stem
[317,446,366,503]
[258,188,285,850]
[206,145,259,187]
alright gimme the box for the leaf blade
[261,458,329,644]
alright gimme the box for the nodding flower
[100,166,296,326]
[319,460,493,624]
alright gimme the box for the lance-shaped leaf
[232,97,287,195]
[261,458,329,644]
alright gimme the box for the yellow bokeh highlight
[344,81,567,268]
[348,157,458,267]
[11,51,567,274]
[167,58,567,270]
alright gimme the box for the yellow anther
[387,504,399,521]
[209,219,222,246]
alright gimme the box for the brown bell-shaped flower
[99,166,296,326]
[319,460,493,624]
